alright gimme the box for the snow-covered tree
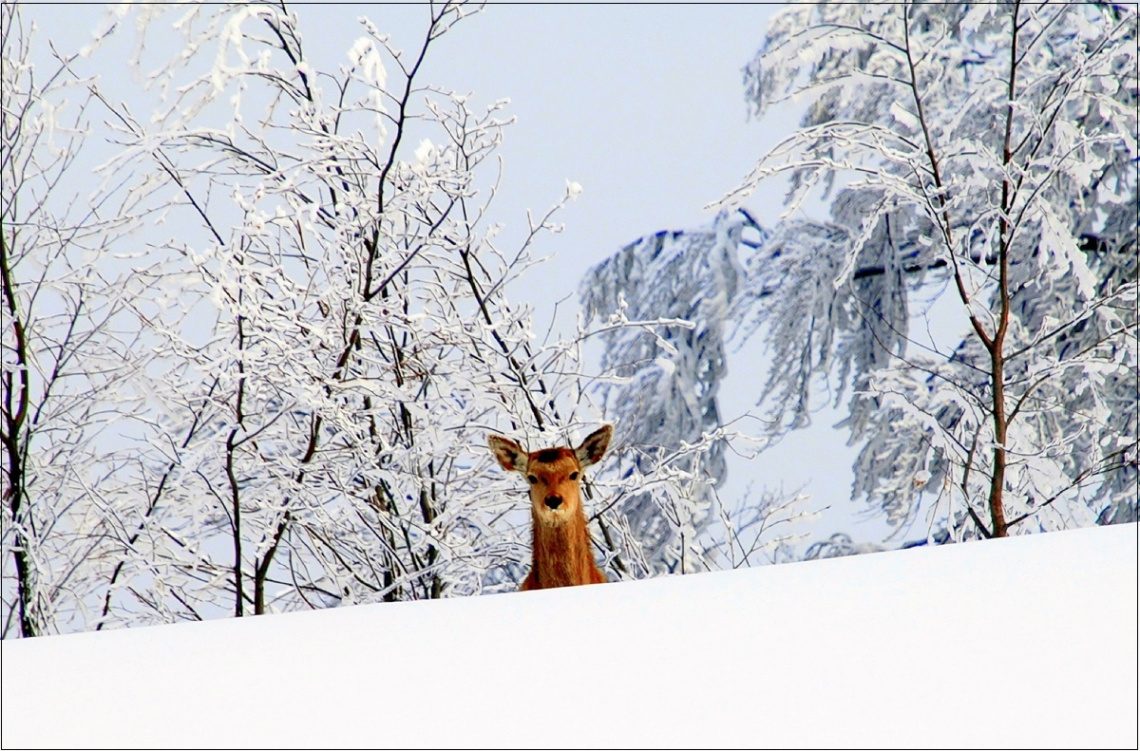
[79,1,602,625]
[588,2,1137,545]
[1,4,155,637]
[580,209,807,572]
[5,1,757,636]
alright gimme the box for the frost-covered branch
[589,2,1135,557]
[712,2,1138,539]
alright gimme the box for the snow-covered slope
[3,524,1136,749]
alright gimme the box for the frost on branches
[579,210,814,574]
[2,4,157,637]
[590,2,1135,546]
[2,2,669,637]
[4,1,811,638]
[86,1,613,624]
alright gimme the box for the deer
[488,425,613,591]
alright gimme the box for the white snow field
[3,523,1136,749]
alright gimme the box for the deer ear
[575,424,613,469]
[488,434,528,473]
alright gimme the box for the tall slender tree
[2,4,151,636]
[587,2,1136,545]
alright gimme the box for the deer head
[488,425,613,526]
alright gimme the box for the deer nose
[544,495,563,510]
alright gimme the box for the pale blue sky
[29,2,896,547]
[38,2,796,321]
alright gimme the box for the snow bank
[3,524,1136,748]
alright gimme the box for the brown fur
[488,426,613,591]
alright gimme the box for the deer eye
[569,472,579,481]
[527,475,538,485]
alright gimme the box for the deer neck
[530,510,598,589]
